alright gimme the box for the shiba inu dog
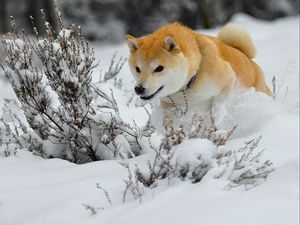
[126,22,272,113]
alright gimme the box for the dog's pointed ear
[126,35,139,53]
[164,36,180,52]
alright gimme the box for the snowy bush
[0,11,144,163]
[0,99,44,157]
[215,136,275,190]
[122,113,274,202]
[128,113,236,186]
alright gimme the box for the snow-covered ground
[0,14,299,225]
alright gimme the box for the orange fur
[128,23,201,80]
[126,22,272,109]
[218,24,257,59]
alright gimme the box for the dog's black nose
[135,85,145,95]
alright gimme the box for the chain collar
[165,74,197,117]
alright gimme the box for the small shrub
[122,114,274,201]
[0,10,144,163]
[215,136,275,190]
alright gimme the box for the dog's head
[126,34,191,101]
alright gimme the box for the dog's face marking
[127,35,189,101]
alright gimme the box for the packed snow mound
[151,87,279,138]
[213,87,279,137]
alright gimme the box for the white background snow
[0,14,299,225]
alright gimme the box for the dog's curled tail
[218,24,256,59]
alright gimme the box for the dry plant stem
[1,10,146,162]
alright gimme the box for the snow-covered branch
[0,12,145,163]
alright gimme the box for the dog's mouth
[140,86,164,100]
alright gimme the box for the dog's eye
[136,66,141,73]
[154,65,164,73]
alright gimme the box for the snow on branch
[0,10,146,163]
[122,113,274,202]
[215,136,275,190]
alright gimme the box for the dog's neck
[160,73,198,105]
[160,77,213,114]
[182,74,197,91]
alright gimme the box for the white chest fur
[161,79,220,113]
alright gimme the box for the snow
[0,14,299,225]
